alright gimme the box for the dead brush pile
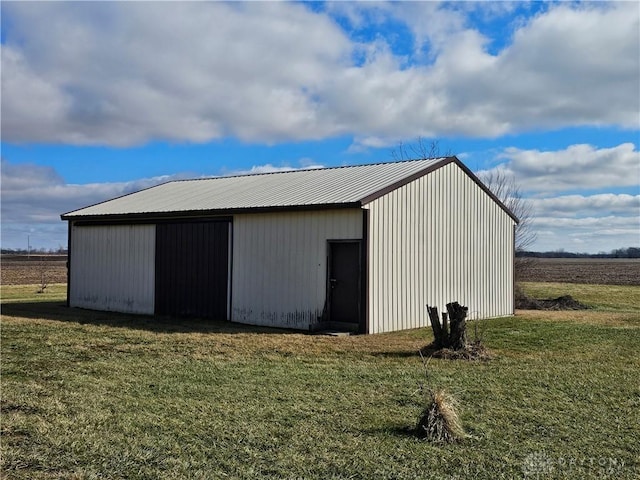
[515,286,590,310]
[416,389,466,443]
[420,340,493,361]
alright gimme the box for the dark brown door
[155,221,229,319]
[328,241,361,326]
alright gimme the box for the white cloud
[533,215,638,230]
[233,164,297,175]
[0,160,65,191]
[319,1,640,146]
[220,160,325,177]
[379,2,467,58]
[531,194,640,218]
[482,3,639,130]
[0,160,184,225]
[298,157,324,170]
[474,142,640,252]
[480,143,640,193]
[1,2,350,146]
[226,164,301,176]
[1,1,638,146]
[531,215,640,253]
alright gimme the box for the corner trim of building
[66,221,72,308]
[361,208,370,334]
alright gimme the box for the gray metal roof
[62,157,484,219]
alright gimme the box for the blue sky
[1,1,639,253]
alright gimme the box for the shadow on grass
[368,423,478,444]
[370,350,422,359]
[0,301,300,335]
[366,424,419,439]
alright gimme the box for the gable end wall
[366,162,515,334]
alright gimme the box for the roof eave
[61,201,363,223]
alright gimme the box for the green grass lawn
[519,281,640,311]
[2,284,639,479]
[1,283,66,304]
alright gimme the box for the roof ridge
[167,157,447,184]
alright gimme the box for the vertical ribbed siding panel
[70,224,155,314]
[366,162,515,334]
[232,209,362,330]
[155,221,229,319]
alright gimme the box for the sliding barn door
[155,221,230,319]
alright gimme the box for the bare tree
[478,169,536,254]
[477,169,537,282]
[391,137,452,161]
[36,257,49,294]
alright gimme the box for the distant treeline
[1,247,68,255]
[518,247,640,259]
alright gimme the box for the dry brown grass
[516,309,640,328]
[0,307,428,362]
[182,330,430,361]
[416,389,466,443]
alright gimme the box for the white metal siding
[70,224,155,314]
[366,162,515,334]
[232,209,362,329]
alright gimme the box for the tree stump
[426,302,469,350]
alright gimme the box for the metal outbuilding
[61,157,518,334]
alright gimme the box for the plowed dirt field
[1,256,68,285]
[522,258,640,286]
